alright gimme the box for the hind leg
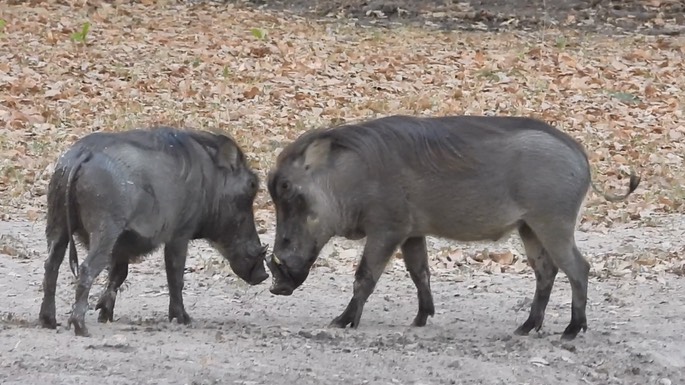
[96,259,129,323]
[401,237,435,327]
[560,245,590,340]
[39,233,69,329]
[529,221,590,340]
[514,224,559,336]
[68,228,117,337]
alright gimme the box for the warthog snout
[247,245,270,285]
[220,242,270,286]
[265,254,310,296]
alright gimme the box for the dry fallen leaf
[26,209,40,221]
[243,86,261,100]
[0,0,681,278]
[511,258,529,274]
[489,251,515,265]
[472,251,487,263]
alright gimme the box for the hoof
[329,319,349,329]
[68,316,91,337]
[97,308,113,323]
[96,299,115,323]
[329,314,353,329]
[561,321,587,341]
[411,314,430,327]
[39,314,57,329]
[514,317,543,336]
[169,307,191,325]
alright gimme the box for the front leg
[330,234,403,329]
[164,240,191,325]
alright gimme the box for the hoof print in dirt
[86,334,136,353]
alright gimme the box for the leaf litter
[0,0,684,279]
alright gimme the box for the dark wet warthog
[39,127,268,337]
[266,115,640,340]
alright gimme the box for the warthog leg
[526,221,590,340]
[39,232,69,329]
[68,224,118,337]
[514,223,558,336]
[559,245,590,340]
[96,259,129,323]
[401,236,435,327]
[330,235,403,329]
[165,239,191,325]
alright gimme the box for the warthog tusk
[272,255,282,265]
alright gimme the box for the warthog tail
[66,151,91,278]
[590,171,641,203]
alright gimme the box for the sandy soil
[227,0,685,35]
[1,213,684,385]
[1,1,683,384]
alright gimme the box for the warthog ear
[191,130,241,171]
[302,137,332,171]
[216,139,240,171]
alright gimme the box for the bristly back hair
[277,115,474,174]
[278,114,589,175]
[80,126,243,165]
[326,116,470,173]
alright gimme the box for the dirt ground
[1,0,684,384]
[229,0,685,35]
[1,212,684,385]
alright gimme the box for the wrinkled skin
[267,115,640,341]
[39,127,268,337]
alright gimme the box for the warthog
[265,115,639,340]
[39,127,269,337]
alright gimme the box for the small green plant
[607,90,641,105]
[29,139,50,155]
[476,69,500,81]
[70,22,91,43]
[0,19,7,31]
[250,28,267,40]
[508,67,525,78]
[222,66,231,78]
[555,36,567,49]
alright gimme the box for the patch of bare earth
[0,1,684,384]
[229,0,685,35]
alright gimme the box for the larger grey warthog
[265,115,640,341]
[39,127,269,337]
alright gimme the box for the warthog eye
[280,181,290,191]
